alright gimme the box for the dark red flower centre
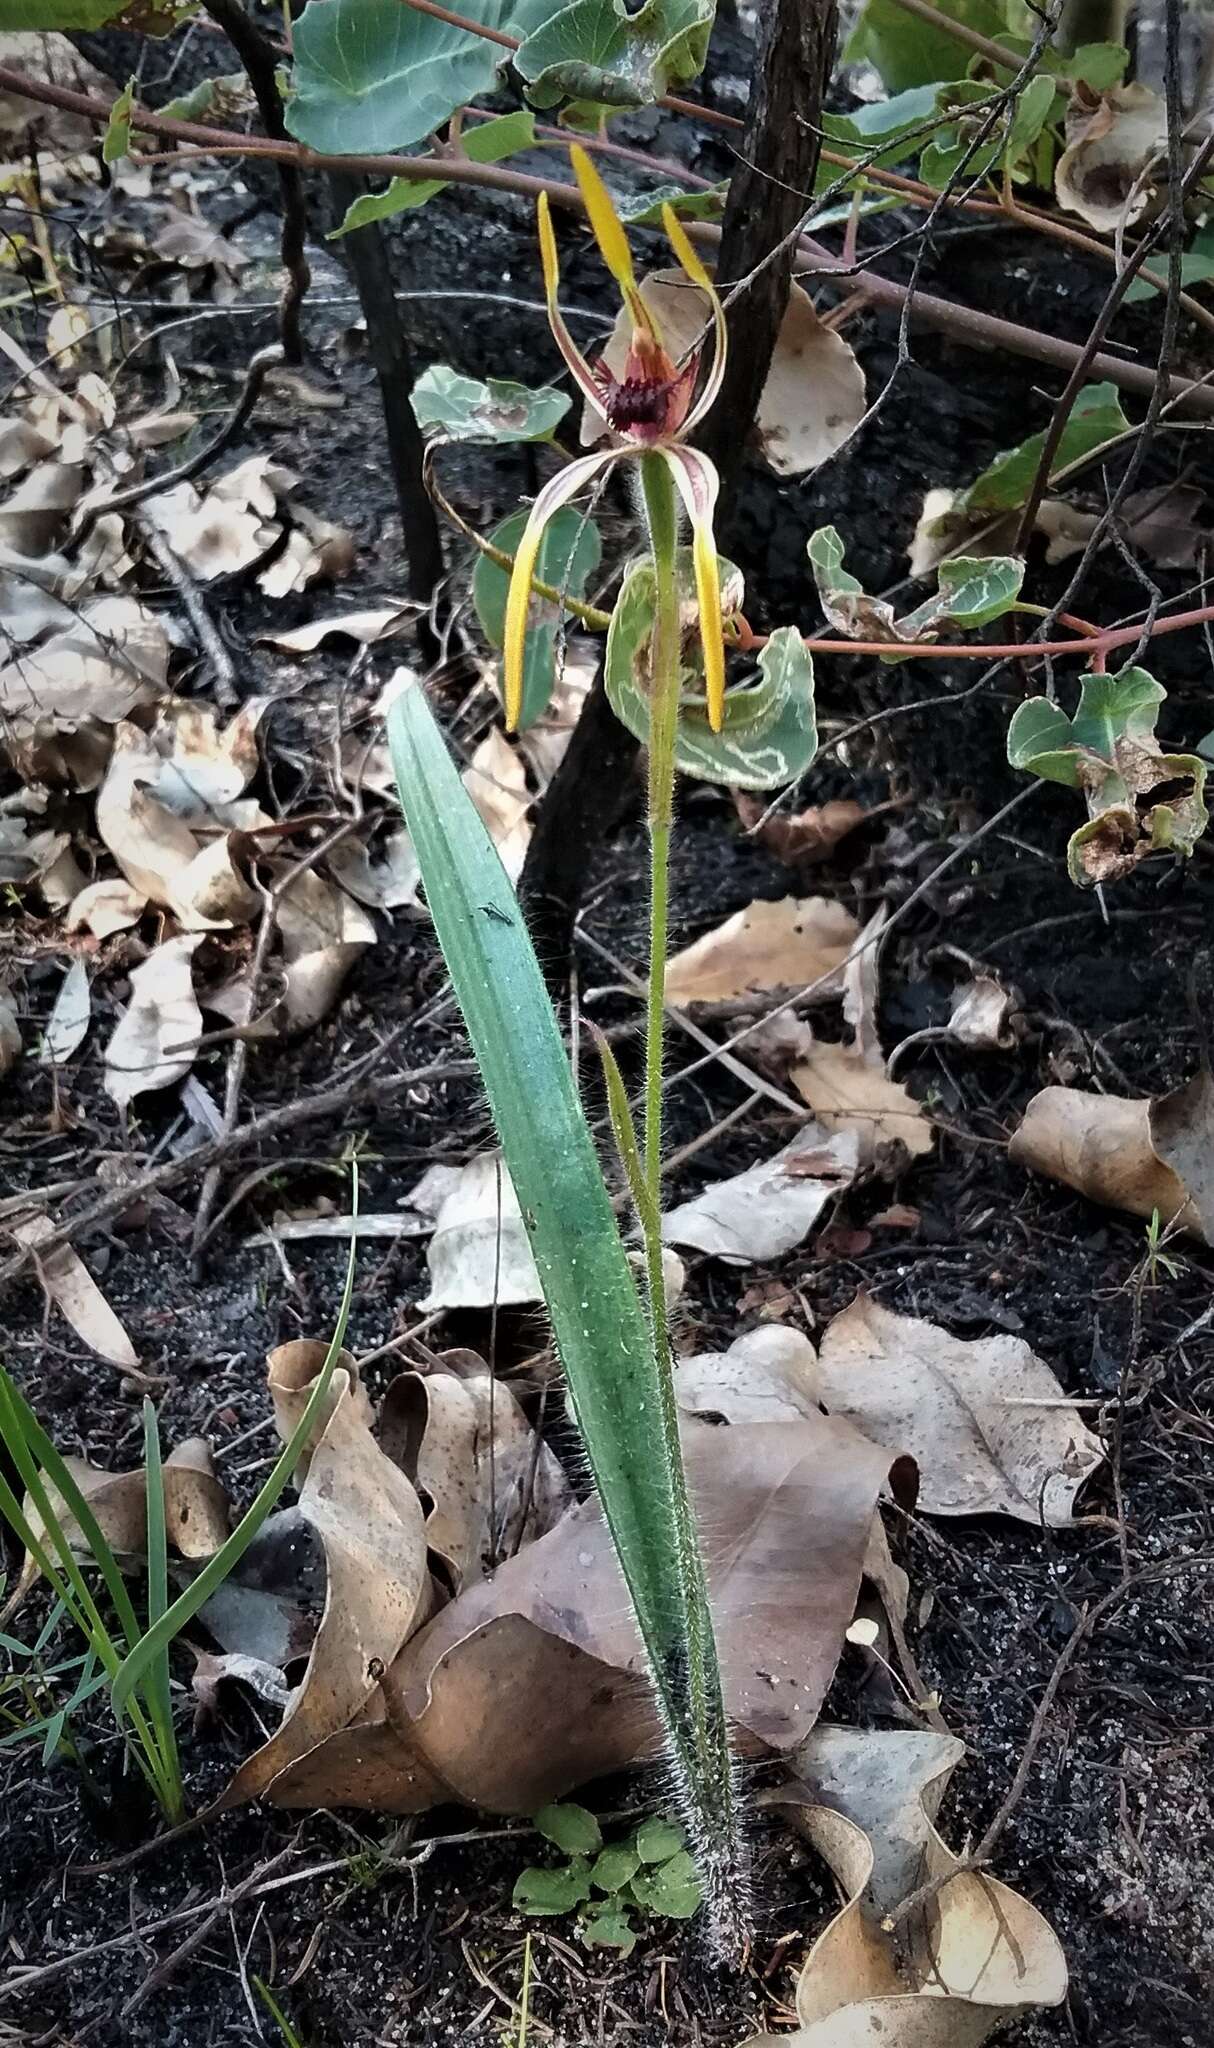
[598,369,679,433]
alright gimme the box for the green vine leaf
[285,0,514,155]
[606,556,818,790]
[809,525,1024,652]
[628,1848,702,1919]
[1007,668,1209,888]
[101,77,134,165]
[961,382,1131,515]
[474,505,602,728]
[634,1815,685,1862]
[514,0,716,114]
[590,1841,641,1893]
[844,0,1007,92]
[329,111,537,235]
[580,1902,637,1951]
[411,366,570,445]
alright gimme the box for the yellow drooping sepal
[570,142,662,347]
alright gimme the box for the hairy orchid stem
[637,452,747,1955]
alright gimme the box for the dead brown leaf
[1056,81,1167,233]
[1009,1082,1211,1242]
[734,791,869,866]
[103,933,203,1109]
[661,1124,859,1264]
[790,1041,933,1163]
[664,896,859,1008]
[462,729,531,881]
[745,1726,1066,2047]
[273,864,377,1030]
[816,1293,1104,1525]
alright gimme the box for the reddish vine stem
[3,62,1213,416]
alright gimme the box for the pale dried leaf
[406,1152,542,1310]
[665,896,859,1008]
[145,478,277,580]
[144,697,266,819]
[42,956,90,1065]
[9,1212,141,1371]
[259,604,415,653]
[325,826,420,911]
[816,1293,1104,1525]
[274,865,377,1030]
[676,1324,821,1425]
[842,904,886,1068]
[0,990,21,1074]
[791,1041,933,1162]
[0,597,167,733]
[0,459,83,553]
[947,975,1020,1050]
[734,791,869,867]
[662,1123,859,1264]
[748,1727,1066,2048]
[1056,82,1167,233]
[151,210,248,280]
[65,876,145,939]
[1010,1084,1209,1241]
[104,933,203,1109]
[462,729,531,881]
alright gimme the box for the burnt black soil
[2,20,1214,2048]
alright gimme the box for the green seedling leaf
[412,365,570,446]
[474,505,602,728]
[102,78,135,165]
[845,0,1007,92]
[635,1815,685,1863]
[515,0,715,113]
[0,0,128,22]
[916,84,1003,190]
[534,1801,603,1856]
[606,558,818,789]
[514,1857,593,1915]
[329,112,538,236]
[580,1902,637,1952]
[962,382,1130,515]
[286,0,513,154]
[590,1841,641,1893]
[1004,73,1056,165]
[161,73,249,122]
[629,1849,702,1919]
[824,82,945,150]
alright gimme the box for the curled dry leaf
[947,974,1021,1050]
[665,896,859,1008]
[734,791,869,868]
[745,1726,1066,2048]
[586,274,865,476]
[1038,484,1209,571]
[326,826,420,911]
[268,1401,912,1816]
[0,798,67,888]
[0,596,167,771]
[259,603,415,653]
[404,1153,542,1310]
[791,1041,933,1164]
[661,1123,860,1265]
[143,698,266,822]
[0,989,21,1075]
[462,728,532,882]
[272,863,377,1030]
[816,1293,1104,1525]
[7,1213,142,1372]
[3,1433,228,1617]
[1010,1078,1214,1243]
[97,722,258,928]
[65,876,146,939]
[676,1324,821,1427]
[218,1347,429,1807]
[379,1361,571,1594]
[1055,82,1167,233]
[104,933,203,1109]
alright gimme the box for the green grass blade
[112,1182,359,1724]
[388,683,737,1914]
[0,1374,134,1662]
[141,1398,183,1820]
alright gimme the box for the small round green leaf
[286,0,513,154]
[633,1815,685,1863]
[513,1857,594,1916]
[629,1849,702,1920]
[580,1901,637,1953]
[533,1802,602,1856]
[590,1841,641,1893]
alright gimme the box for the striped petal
[660,445,726,734]
[662,203,728,435]
[538,193,610,422]
[503,450,616,731]
[571,143,663,349]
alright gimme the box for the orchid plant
[505,147,730,1414]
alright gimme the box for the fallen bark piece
[1010,1081,1213,1243]
[743,1725,1067,2048]
[665,896,859,1007]
[816,1293,1103,1525]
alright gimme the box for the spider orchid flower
[504,145,728,733]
